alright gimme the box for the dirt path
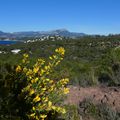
[65,86,120,111]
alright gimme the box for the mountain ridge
[0,29,86,38]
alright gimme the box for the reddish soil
[65,85,120,111]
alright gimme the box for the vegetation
[0,35,120,119]
[78,98,120,120]
[1,35,120,86]
[0,47,69,120]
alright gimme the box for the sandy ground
[65,85,120,111]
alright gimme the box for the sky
[0,0,120,35]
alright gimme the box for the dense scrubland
[0,35,120,120]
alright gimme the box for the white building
[11,49,21,54]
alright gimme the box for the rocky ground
[65,85,120,111]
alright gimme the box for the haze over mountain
[0,29,86,39]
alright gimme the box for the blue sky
[0,0,120,34]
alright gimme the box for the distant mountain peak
[0,31,4,33]
[0,29,86,38]
[54,29,69,32]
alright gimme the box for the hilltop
[0,29,86,39]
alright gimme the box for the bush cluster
[0,47,69,120]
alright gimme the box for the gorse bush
[15,47,69,120]
[0,47,69,120]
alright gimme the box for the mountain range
[0,29,86,39]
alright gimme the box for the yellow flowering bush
[16,47,69,120]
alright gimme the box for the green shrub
[0,47,69,120]
[78,98,120,120]
[61,105,80,120]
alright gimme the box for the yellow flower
[52,106,56,110]
[45,78,50,82]
[35,116,39,120]
[23,53,29,58]
[31,78,38,83]
[48,101,52,108]
[64,78,69,82]
[60,78,69,85]
[44,65,50,70]
[32,106,35,111]
[44,97,48,102]
[55,47,65,55]
[56,107,66,114]
[16,65,22,72]
[37,58,45,64]
[49,80,54,84]
[42,87,46,91]
[33,95,41,102]
[30,113,35,117]
[25,84,31,90]
[61,108,66,114]
[39,69,45,75]
[53,55,57,59]
[29,89,35,95]
[63,88,69,94]
[55,60,61,66]
[33,67,39,73]
[49,56,53,60]
[40,114,47,119]
[56,107,61,112]
[48,85,55,92]
[22,59,26,63]
[26,69,33,76]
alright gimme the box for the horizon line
[0,28,120,36]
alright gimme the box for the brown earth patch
[65,85,120,111]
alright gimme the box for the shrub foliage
[0,47,69,120]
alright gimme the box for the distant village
[0,36,64,54]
